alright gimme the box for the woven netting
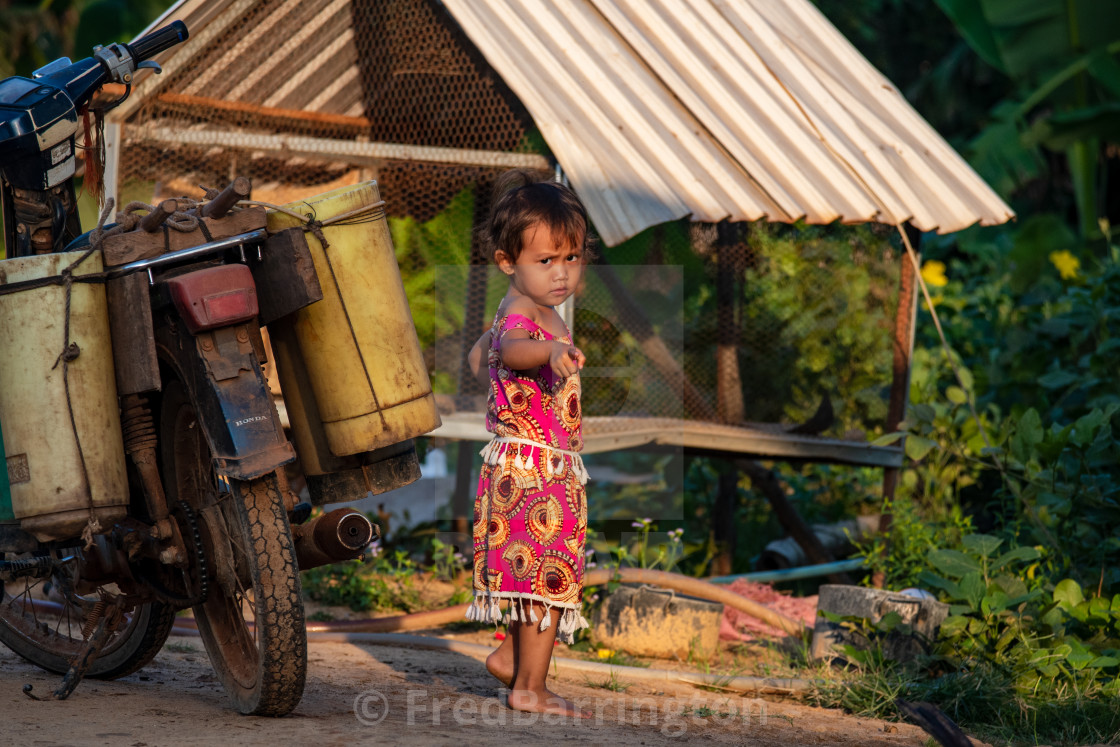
[114,0,900,436]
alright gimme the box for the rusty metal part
[106,273,161,396]
[81,600,107,640]
[139,198,179,232]
[292,508,377,571]
[23,599,124,701]
[75,534,132,594]
[120,393,189,567]
[120,393,167,520]
[200,176,251,219]
[7,184,80,256]
[303,441,422,506]
[0,555,72,582]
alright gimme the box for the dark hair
[484,169,595,264]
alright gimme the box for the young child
[464,170,592,718]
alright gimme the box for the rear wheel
[0,551,176,679]
[161,380,306,716]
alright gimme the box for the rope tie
[306,219,330,251]
[52,342,81,369]
[54,209,112,548]
[234,198,388,253]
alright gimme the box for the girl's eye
[566,254,580,262]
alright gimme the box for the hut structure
[105,0,1013,575]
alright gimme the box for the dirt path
[1,632,933,746]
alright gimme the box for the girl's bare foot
[507,686,591,718]
[485,646,514,687]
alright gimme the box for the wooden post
[713,222,745,574]
[713,459,738,576]
[451,185,492,538]
[873,224,921,588]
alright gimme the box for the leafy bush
[302,548,423,613]
[827,534,1120,744]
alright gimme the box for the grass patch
[584,669,631,692]
[809,654,1120,745]
[165,642,197,654]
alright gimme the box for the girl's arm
[501,332,585,377]
[495,300,585,376]
[468,329,492,386]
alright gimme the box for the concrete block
[592,585,724,660]
[811,584,949,663]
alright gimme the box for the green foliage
[878,348,998,508]
[428,536,468,583]
[0,0,168,78]
[847,243,1120,741]
[683,222,899,432]
[302,548,422,613]
[610,517,688,574]
[856,494,973,592]
[921,228,1120,420]
[921,538,1120,741]
[390,185,476,394]
[815,540,1120,743]
[583,670,631,692]
[995,403,1120,591]
[73,0,169,56]
[933,0,1120,238]
[896,234,1120,590]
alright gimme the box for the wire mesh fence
[111,0,903,437]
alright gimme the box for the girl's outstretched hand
[549,341,585,379]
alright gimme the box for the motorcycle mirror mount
[32,58,73,80]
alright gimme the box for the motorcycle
[0,21,439,716]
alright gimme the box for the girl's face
[498,222,585,308]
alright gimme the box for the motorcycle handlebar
[127,20,190,64]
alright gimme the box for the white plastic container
[0,251,128,542]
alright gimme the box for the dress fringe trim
[464,591,590,644]
[479,437,588,485]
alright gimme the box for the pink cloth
[471,314,587,630]
[720,579,819,641]
[484,313,583,452]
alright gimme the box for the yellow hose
[292,567,809,638]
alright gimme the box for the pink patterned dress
[465,313,590,642]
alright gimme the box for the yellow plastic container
[0,251,128,542]
[266,181,440,457]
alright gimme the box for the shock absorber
[120,394,159,454]
[119,393,183,564]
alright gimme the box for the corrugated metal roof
[127,0,1013,246]
[442,0,1014,244]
